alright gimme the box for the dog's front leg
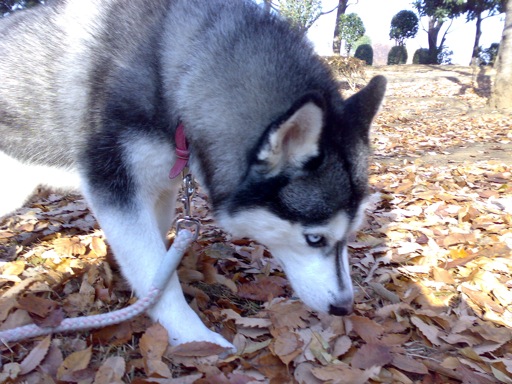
[82,182,235,351]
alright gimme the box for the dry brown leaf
[311,363,380,384]
[391,354,429,374]
[0,296,18,322]
[348,316,384,343]
[53,237,86,256]
[272,330,303,365]
[17,294,58,318]
[170,341,231,357]
[56,346,92,381]
[19,335,52,375]
[93,356,125,384]
[411,316,442,346]
[90,236,108,257]
[294,362,323,384]
[238,276,287,301]
[332,335,352,357]
[38,343,63,377]
[250,351,289,382]
[91,322,133,346]
[351,343,392,370]
[140,323,168,361]
[267,299,309,329]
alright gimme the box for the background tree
[274,0,339,31]
[479,42,500,65]
[337,13,365,56]
[277,0,322,31]
[390,10,419,46]
[462,0,505,65]
[413,0,464,64]
[489,0,512,110]
[332,0,358,54]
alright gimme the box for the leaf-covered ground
[0,65,511,383]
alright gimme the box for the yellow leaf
[2,260,25,276]
[449,248,468,259]
[57,346,92,381]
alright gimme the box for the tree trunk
[489,0,512,111]
[470,12,483,65]
[427,17,444,64]
[332,0,348,54]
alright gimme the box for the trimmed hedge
[354,44,373,65]
[387,46,407,65]
[413,48,430,64]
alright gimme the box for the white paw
[168,324,236,353]
[151,305,236,354]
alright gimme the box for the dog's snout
[328,303,353,316]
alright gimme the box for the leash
[0,229,195,344]
[1,170,200,345]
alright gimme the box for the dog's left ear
[255,94,324,176]
[342,75,387,143]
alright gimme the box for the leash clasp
[176,173,200,241]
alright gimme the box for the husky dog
[0,0,386,350]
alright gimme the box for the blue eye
[305,234,326,247]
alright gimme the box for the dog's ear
[255,94,324,176]
[342,75,387,142]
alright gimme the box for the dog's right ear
[254,94,325,176]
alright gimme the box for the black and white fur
[0,0,386,350]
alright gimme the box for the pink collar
[169,123,189,179]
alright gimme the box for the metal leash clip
[176,173,201,241]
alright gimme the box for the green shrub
[413,48,430,64]
[387,45,407,65]
[354,44,373,65]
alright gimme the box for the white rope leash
[0,229,195,344]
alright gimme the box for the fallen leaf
[272,330,303,365]
[93,356,125,384]
[56,346,92,381]
[411,316,442,346]
[391,353,429,374]
[19,335,52,375]
[311,363,380,384]
[140,323,168,361]
[170,342,231,357]
[17,294,58,318]
[351,343,392,369]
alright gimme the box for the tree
[332,0,358,54]
[274,0,339,31]
[489,0,512,110]
[462,0,505,65]
[413,0,465,64]
[338,13,365,56]
[390,10,419,46]
[479,42,500,65]
[277,0,322,31]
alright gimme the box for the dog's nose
[328,303,353,316]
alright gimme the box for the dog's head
[217,76,386,316]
